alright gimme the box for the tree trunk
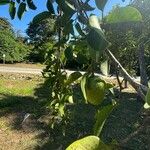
[106,49,148,100]
[138,43,148,87]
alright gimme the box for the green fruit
[86,76,105,105]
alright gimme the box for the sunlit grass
[0,79,39,96]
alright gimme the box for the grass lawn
[0,74,149,150]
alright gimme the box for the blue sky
[0,0,130,35]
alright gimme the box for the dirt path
[0,65,141,83]
[0,66,42,75]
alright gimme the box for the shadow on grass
[0,93,48,130]
[0,83,149,150]
[101,92,148,150]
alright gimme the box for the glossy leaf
[93,102,117,136]
[95,0,108,11]
[17,2,26,20]
[81,73,88,103]
[9,1,16,19]
[46,0,55,14]
[105,6,143,23]
[66,135,111,150]
[100,60,110,76]
[87,28,109,52]
[65,72,82,85]
[87,15,109,52]
[27,0,37,10]
[0,0,10,5]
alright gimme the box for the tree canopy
[0,17,29,62]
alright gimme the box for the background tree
[132,0,150,85]
[26,18,56,62]
[0,17,29,63]
[103,5,143,89]
[0,17,13,31]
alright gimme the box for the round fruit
[85,76,105,105]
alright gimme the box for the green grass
[0,79,39,96]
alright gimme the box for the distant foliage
[106,6,142,23]
[26,18,56,62]
[0,17,29,63]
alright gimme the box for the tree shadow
[0,93,47,130]
[0,83,149,150]
[101,92,148,150]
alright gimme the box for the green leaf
[93,102,117,136]
[75,22,85,36]
[100,60,110,76]
[32,11,51,24]
[0,0,10,5]
[81,73,88,103]
[46,0,55,14]
[105,82,114,90]
[95,0,108,11]
[17,2,26,20]
[145,89,150,105]
[76,53,88,64]
[105,6,143,23]
[66,135,111,150]
[63,19,74,35]
[82,2,95,11]
[64,47,73,61]
[58,104,65,117]
[56,0,75,17]
[27,0,37,10]
[65,72,82,85]
[87,15,109,52]
[87,28,109,52]
[16,0,20,4]
[144,88,150,109]
[9,1,16,19]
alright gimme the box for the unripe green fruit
[85,76,105,105]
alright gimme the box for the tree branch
[106,48,148,99]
